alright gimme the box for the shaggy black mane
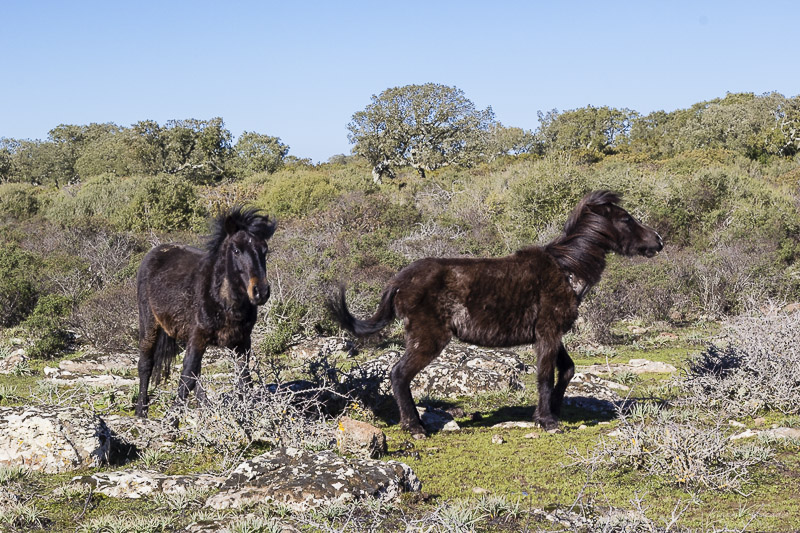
[545,190,621,286]
[206,206,276,254]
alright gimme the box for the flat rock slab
[344,342,529,401]
[0,350,27,374]
[206,446,421,512]
[0,406,110,473]
[58,353,137,374]
[73,470,224,498]
[43,367,137,387]
[288,336,356,360]
[580,358,677,375]
[730,427,800,441]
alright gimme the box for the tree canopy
[347,83,497,181]
[0,119,288,186]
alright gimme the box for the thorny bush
[681,312,800,416]
[569,403,772,494]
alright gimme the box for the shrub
[0,183,40,220]
[71,281,137,352]
[23,294,73,358]
[45,173,138,228]
[571,403,772,494]
[255,167,340,218]
[681,312,800,416]
[0,242,40,327]
[580,255,679,343]
[124,174,206,232]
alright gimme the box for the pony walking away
[135,207,276,418]
[329,191,663,437]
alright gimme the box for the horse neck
[207,251,249,312]
[544,232,611,290]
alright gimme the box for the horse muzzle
[248,278,271,306]
[640,232,664,257]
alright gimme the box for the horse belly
[451,303,538,347]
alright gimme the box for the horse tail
[151,329,179,387]
[328,284,397,337]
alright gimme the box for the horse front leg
[534,328,560,430]
[136,353,154,418]
[550,342,575,417]
[177,335,207,405]
[232,339,253,391]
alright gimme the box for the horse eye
[232,247,241,255]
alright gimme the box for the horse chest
[207,310,255,348]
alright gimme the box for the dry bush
[680,312,800,416]
[570,403,772,494]
[71,280,137,352]
[174,351,339,464]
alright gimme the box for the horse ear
[264,219,277,240]
[585,202,611,218]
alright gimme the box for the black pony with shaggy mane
[135,207,276,417]
[329,191,663,437]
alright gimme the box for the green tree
[486,123,539,159]
[74,123,131,178]
[537,105,638,156]
[232,131,289,175]
[630,92,800,159]
[0,138,18,183]
[347,83,496,182]
[126,120,167,175]
[162,117,233,181]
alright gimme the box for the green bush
[46,173,206,232]
[23,294,73,358]
[0,242,40,327]
[0,183,40,220]
[45,174,138,228]
[255,167,341,218]
[124,174,206,232]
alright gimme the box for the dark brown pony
[329,191,662,437]
[135,207,276,417]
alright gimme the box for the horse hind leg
[550,343,575,417]
[391,325,450,439]
[135,325,159,418]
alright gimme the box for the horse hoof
[535,417,559,431]
[412,431,428,440]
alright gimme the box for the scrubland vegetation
[1,87,800,531]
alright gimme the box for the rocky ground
[2,330,798,531]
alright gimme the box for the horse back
[137,244,206,342]
[391,248,579,346]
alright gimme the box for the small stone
[491,434,504,444]
[472,487,489,494]
[578,424,588,430]
[754,417,766,427]
[728,420,746,428]
[337,417,387,459]
[523,432,538,439]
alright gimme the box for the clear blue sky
[2,1,798,162]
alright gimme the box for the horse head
[214,207,277,306]
[569,190,663,258]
